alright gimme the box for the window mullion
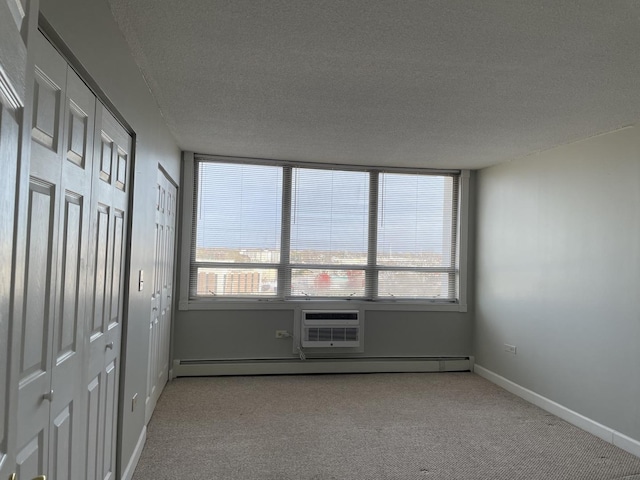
[280,166,292,297]
[367,171,379,299]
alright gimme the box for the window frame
[179,152,469,312]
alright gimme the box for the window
[377,173,458,299]
[290,168,369,297]
[192,162,282,296]
[190,157,462,302]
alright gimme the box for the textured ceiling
[106,0,640,169]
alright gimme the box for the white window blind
[377,173,458,299]
[190,158,460,301]
[192,162,282,296]
[290,168,369,297]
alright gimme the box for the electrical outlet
[132,393,138,411]
[504,344,517,355]
[275,330,289,338]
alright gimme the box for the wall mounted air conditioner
[300,310,361,348]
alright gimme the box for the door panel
[109,210,125,328]
[146,170,177,422]
[0,82,22,480]
[16,433,44,480]
[85,375,100,480]
[16,180,56,471]
[17,31,66,480]
[50,66,95,480]
[101,360,117,480]
[86,103,131,480]
[51,404,72,480]
[91,204,110,338]
[1,0,34,475]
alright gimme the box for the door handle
[9,473,16,480]
[33,476,46,480]
[42,390,54,402]
[106,341,114,350]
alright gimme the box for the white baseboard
[120,426,147,480]
[474,364,640,458]
[174,357,471,377]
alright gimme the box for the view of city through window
[193,161,457,299]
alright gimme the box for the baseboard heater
[172,357,472,377]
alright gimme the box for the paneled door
[146,169,177,423]
[0,0,32,478]
[84,104,131,480]
[48,61,96,480]
[15,32,68,480]
[15,31,97,480]
[0,88,22,480]
[0,1,28,477]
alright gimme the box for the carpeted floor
[132,372,640,480]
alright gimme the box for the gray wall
[174,309,472,360]
[40,0,181,475]
[474,126,640,441]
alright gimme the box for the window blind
[190,157,460,301]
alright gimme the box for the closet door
[15,32,67,479]
[48,66,95,480]
[85,104,131,480]
[15,30,97,480]
[0,0,29,477]
[0,91,21,480]
[146,169,177,423]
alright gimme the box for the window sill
[178,298,468,313]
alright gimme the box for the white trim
[613,431,640,458]
[179,299,466,312]
[194,153,462,176]
[474,364,640,458]
[174,358,471,377]
[457,170,470,311]
[178,151,194,309]
[120,426,147,480]
[179,155,469,310]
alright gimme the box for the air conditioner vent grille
[306,327,359,343]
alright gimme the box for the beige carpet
[132,372,640,480]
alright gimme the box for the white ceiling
[106,0,640,170]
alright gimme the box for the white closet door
[15,31,68,480]
[1,0,39,476]
[146,169,177,423]
[0,92,21,480]
[85,103,131,480]
[49,66,96,480]
[0,0,26,473]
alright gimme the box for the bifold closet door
[0,89,22,480]
[0,0,27,476]
[15,31,96,480]
[11,30,132,480]
[84,103,131,480]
